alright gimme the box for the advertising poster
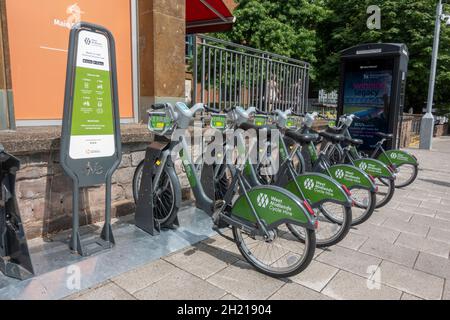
[343,60,394,149]
[5,0,133,121]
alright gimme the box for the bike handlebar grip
[224,106,236,113]
[255,108,268,115]
[204,105,215,113]
[152,103,166,110]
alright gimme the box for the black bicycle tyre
[133,160,181,227]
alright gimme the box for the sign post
[60,22,122,256]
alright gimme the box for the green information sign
[69,30,115,160]
[60,23,122,257]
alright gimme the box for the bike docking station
[0,144,34,280]
[338,43,409,151]
[60,22,122,257]
[135,135,178,236]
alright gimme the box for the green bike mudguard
[285,173,352,208]
[377,150,418,167]
[328,164,377,193]
[232,186,315,230]
[353,158,395,180]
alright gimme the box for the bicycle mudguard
[284,173,352,208]
[231,186,315,230]
[328,164,377,192]
[377,150,418,167]
[353,158,395,180]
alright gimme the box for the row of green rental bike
[133,102,419,278]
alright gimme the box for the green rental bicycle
[296,112,397,209]
[248,109,378,228]
[134,102,317,278]
[326,114,419,188]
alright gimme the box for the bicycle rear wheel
[394,164,419,188]
[233,224,316,278]
[375,178,395,208]
[350,188,377,226]
[289,203,352,248]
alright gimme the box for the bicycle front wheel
[233,224,316,278]
[133,160,181,227]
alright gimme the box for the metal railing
[191,35,310,113]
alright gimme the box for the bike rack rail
[0,144,34,280]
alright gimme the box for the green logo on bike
[304,178,315,191]
[335,169,345,179]
[257,193,269,208]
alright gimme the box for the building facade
[0,0,236,239]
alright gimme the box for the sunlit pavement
[2,138,450,300]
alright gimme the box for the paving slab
[351,222,400,244]
[419,201,450,214]
[207,260,285,300]
[220,294,240,300]
[414,252,450,280]
[337,232,368,251]
[373,209,413,223]
[134,268,226,300]
[316,246,381,279]
[444,282,450,300]
[396,204,436,218]
[395,232,450,258]
[359,238,419,268]
[112,259,178,294]
[382,217,430,237]
[73,282,136,300]
[289,261,339,292]
[376,261,444,300]
[401,293,423,300]
[322,271,402,300]
[269,283,333,300]
[428,228,450,245]
[436,210,450,221]
[163,243,239,280]
[410,215,450,232]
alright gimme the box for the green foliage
[215,0,329,73]
[217,0,450,113]
[318,0,450,113]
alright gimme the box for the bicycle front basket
[148,112,174,136]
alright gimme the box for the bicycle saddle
[285,130,320,144]
[319,131,346,143]
[345,137,364,146]
[376,132,394,140]
[238,123,276,140]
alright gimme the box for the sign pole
[420,0,443,150]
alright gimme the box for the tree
[317,0,450,114]
[219,0,450,113]
[215,0,329,72]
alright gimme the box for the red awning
[186,0,236,34]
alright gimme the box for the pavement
[64,136,450,300]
